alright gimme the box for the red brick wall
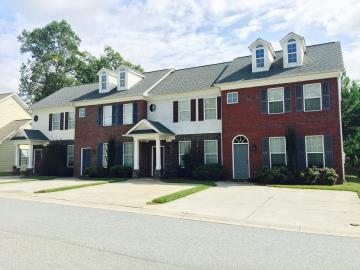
[221,77,344,181]
[74,100,147,176]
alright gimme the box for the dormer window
[101,73,106,90]
[287,39,297,64]
[119,70,126,88]
[256,45,265,68]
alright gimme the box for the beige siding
[0,97,30,127]
[0,140,15,172]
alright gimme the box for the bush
[163,164,180,178]
[182,152,203,178]
[41,142,68,176]
[300,167,338,185]
[303,167,321,184]
[109,165,133,178]
[56,167,73,177]
[83,166,108,178]
[257,167,291,184]
[319,168,338,185]
[192,164,227,181]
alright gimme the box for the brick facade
[221,77,344,182]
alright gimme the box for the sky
[0,0,360,93]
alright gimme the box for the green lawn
[0,180,37,185]
[160,178,216,186]
[0,172,12,176]
[149,181,216,204]
[22,176,58,180]
[269,175,360,198]
[34,181,109,193]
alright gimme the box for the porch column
[14,144,20,167]
[154,137,161,178]
[28,143,33,170]
[132,138,140,178]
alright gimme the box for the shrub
[258,167,291,184]
[303,167,321,184]
[83,166,108,178]
[109,165,133,178]
[56,167,73,177]
[163,164,180,178]
[41,142,68,176]
[192,164,227,181]
[182,151,203,178]
[319,168,338,185]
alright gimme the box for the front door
[233,143,249,180]
[34,149,43,174]
[81,148,91,176]
[151,146,164,176]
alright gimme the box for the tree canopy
[18,20,142,103]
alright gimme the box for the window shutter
[261,137,270,168]
[112,105,116,125]
[97,144,103,166]
[296,85,303,112]
[322,81,330,110]
[260,88,267,114]
[60,113,64,130]
[118,104,123,125]
[324,135,333,168]
[217,96,221,119]
[65,112,69,130]
[132,102,138,124]
[48,114,52,131]
[173,101,178,123]
[115,142,123,165]
[296,135,306,170]
[98,107,103,126]
[284,86,291,112]
[190,99,196,121]
[198,98,204,121]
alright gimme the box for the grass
[34,181,110,193]
[160,178,216,186]
[269,175,360,198]
[0,172,12,176]
[22,175,58,180]
[82,177,127,182]
[149,181,216,204]
[0,180,37,184]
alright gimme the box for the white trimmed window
[123,142,134,167]
[101,73,106,90]
[119,70,126,88]
[268,87,284,114]
[103,105,112,126]
[227,92,238,104]
[178,141,191,167]
[204,140,218,164]
[178,100,190,122]
[79,108,86,118]
[102,143,108,168]
[123,103,133,125]
[304,83,322,112]
[306,135,324,168]
[68,112,75,129]
[67,145,74,167]
[256,44,265,68]
[287,39,297,64]
[19,146,29,166]
[204,98,217,120]
[52,113,61,130]
[269,137,287,167]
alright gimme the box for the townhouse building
[13,32,345,181]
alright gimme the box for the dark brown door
[34,149,43,174]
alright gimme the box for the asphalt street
[0,197,359,270]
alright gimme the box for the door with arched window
[233,135,250,179]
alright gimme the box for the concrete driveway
[151,182,360,236]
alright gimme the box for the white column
[133,138,139,170]
[28,143,33,169]
[15,144,20,167]
[155,137,161,171]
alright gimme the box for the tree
[18,20,82,103]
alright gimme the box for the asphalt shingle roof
[72,69,172,102]
[147,120,175,134]
[23,129,49,141]
[216,42,344,84]
[0,119,31,141]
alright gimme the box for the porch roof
[11,129,49,141]
[125,119,175,136]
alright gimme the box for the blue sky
[1,0,360,93]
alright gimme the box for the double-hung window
[79,108,86,118]
[306,135,324,168]
[101,73,106,90]
[67,145,74,167]
[123,103,133,125]
[103,106,112,126]
[204,98,217,120]
[52,113,61,130]
[269,137,287,167]
[119,71,126,88]
[268,87,284,114]
[288,39,297,64]
[123,142,134,167]
[227,92,238,104]
[178,141,191,167]
[204,140,218,164]
[303,83,322,112]
[19,146,29,166]
[68,112,75,129]
[178,100,190,122]
[256,45,265,68]
[102,143,108,168]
